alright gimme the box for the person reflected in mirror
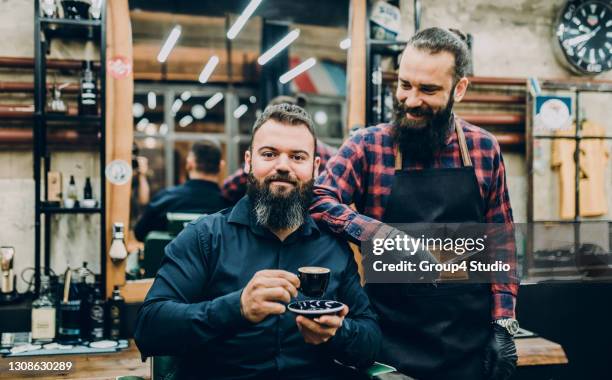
[134,140,228,241]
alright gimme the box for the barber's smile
[405,111,427,120]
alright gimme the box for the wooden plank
[468,76,526,86]
[457,113,525,126]
[122,279,154,303]
[462,93,525,104]
[105,0,134,298]
[0,57,100,70]
[516,337,568,367]
[0,340,149,379]
[133,43,258,83]
[346,0,367,131]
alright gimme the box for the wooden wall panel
[346,0,366,131]
[105,0,134,298]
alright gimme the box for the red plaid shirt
[221,140,338,204]
[310,117,518,320]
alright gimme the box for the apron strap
[394,118,472,170]
[455,119,473,167]
[395,146,403,171]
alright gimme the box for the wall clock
[554,0,612,75]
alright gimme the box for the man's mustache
[264,173,298,186]
[402,104,434,118]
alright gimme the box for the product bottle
[83,177,93,200]
[87,283,105,341]
[109,223,128,261]
[67,175,78,201]
[78,61,97,116]
[40,0,57,18]
[58,270,81,344]
[107,285,124,340]
[78,262,92,340]
[31,275,56,342]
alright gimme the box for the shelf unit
[33,2,107,294]
[525,80,612,280]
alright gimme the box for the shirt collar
[443,114,458,146]
[184,179,220,188]
[228,195,320,238]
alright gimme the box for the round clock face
[555,0,612,75]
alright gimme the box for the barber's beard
[246,171,314,231]
[392,95,455,163]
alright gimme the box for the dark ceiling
[128,0,350,28]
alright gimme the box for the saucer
[287,300,345,316]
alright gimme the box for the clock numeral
[587,63,601,72]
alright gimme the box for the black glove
[484,324,518,380]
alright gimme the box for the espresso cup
[298,267,330,298]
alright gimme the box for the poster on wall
[534,95,573,133]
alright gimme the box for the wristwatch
[493,318,520,336]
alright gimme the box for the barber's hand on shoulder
[240,270,299,323]
[484,323,518,380]
[377,225,441,283]
[296,305,349,345]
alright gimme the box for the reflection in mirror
[126,1,349,288]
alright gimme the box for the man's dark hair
[405,27,470,84]
[191,140,222,174]
[268,94,307,108]
[249,103,317,155]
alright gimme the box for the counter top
[0,336,567,379]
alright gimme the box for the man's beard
[391,94,455,163]
[246,171,314,231]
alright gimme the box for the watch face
[507,319,520,335]
[555,0,612,75]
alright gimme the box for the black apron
[366,121,491,380]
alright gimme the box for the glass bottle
[67,175,78,201]
[107,285,124,340]
[78,61,97,116]
[40,0,57,18]
[86,282,105,341]
[83,177,93,200]
[31,275,56,342]
[58,270,82,344]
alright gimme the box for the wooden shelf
[40,17,101,41]
[42,114,101,124]
[456,113,524,126]
[41,206,102,214]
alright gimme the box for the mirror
[125,1,350,296]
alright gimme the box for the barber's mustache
[400,104,434,118]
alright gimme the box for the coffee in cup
[298,267,330,298]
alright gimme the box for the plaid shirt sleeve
[484,143,518,321]
[221,168,248,205]
[311,132,384,244]
[316,140,338,172]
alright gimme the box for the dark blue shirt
[134,196,381,380]
[134,179,228,241]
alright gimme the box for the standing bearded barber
[311,27,518,380]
